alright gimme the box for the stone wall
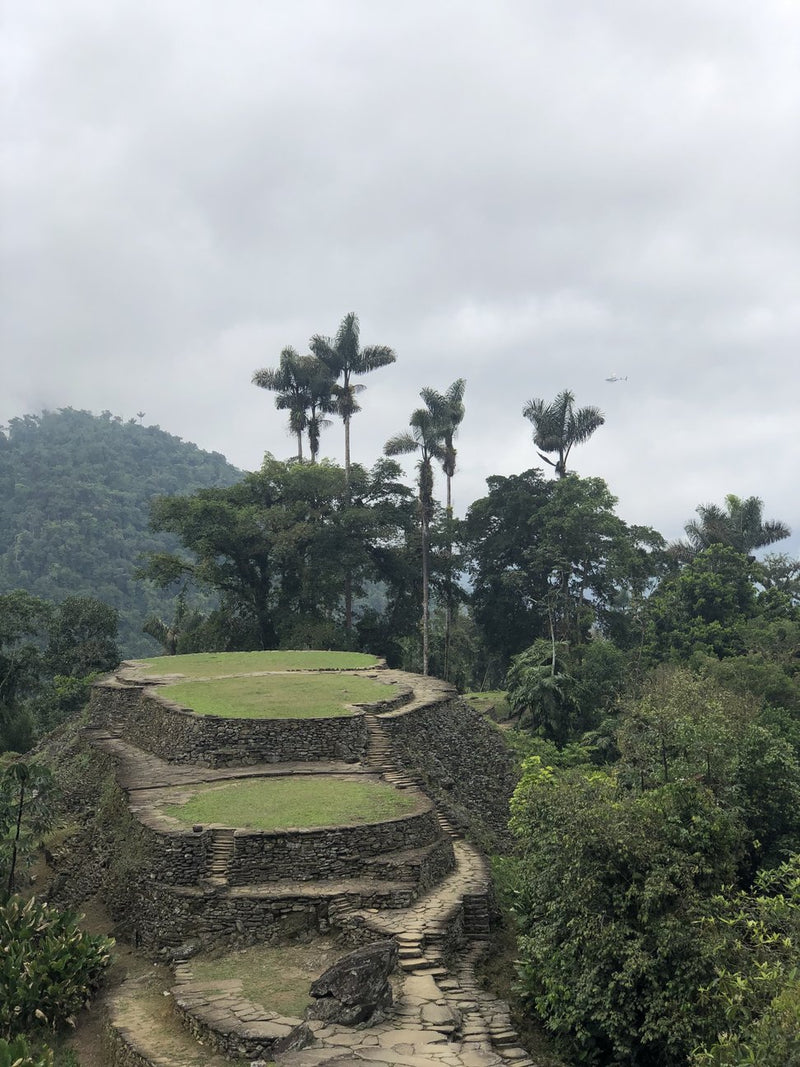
[226,807,442,884]
[381,697,518,849]
[127,882,418,951]
[90,680,368,765]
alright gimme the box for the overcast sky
[3,0,799,553]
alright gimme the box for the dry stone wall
[226,808,444,884]
[381,697,518,849]
[90,680,367,765]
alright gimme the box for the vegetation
[0,409,240,656]
[522,389,605,478]
[160,673,397,719]
[163,776,420,830]
[0,896,112,1039]
[2,376,798,1062]
[0,592,119,753]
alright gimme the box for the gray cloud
[2,0,798,554]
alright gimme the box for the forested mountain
[0,409,241,655]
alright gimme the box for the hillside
[0,408,242,655]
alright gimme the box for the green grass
[160,673,397,718]
[464,690,513,721]
[191,940,344,1018]
[164,776,421,830]
[132,650,380,678]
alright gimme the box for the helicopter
[605,375,628,382]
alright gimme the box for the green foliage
[0,409,240,656]
[0,896,112,1038]
[465,470,665,672]
[0,1035,54,1067]
[506,637,628,746]
[141,455,415,652]
[510,760,741,1064]
[0,762,55,897]
[645,545,758,662]
[508,668,800,1064]
[691,857,800,1066]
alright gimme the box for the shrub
[0,1035,53,1067]
[0,896,113,1038]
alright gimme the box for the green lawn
[132,650,380,677]
[191,940,344,1018]
[164,776,420,830]
[160,673,397,718]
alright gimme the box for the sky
[2,0,799,553]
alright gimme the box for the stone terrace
[85,659,539,1067]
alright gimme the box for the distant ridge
[0,408,242,655]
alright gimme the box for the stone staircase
[203,829,235,886]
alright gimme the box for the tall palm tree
[252,349,335,462]
[681,494,790,558]
[385,408,445,676]
[419,379,466,681]
[522,389,605,477]
[420,378,466,514]
[310,312,396,480]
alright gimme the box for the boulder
[307,939,398,1026]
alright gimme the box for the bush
[0,1036,53,1067]
[0,896,113,1038]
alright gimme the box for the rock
[307,940,398,1026]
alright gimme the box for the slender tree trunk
[421,511,429,676]
[8,776,26,897]
[343,415,353,634]
[296,431,303,462]
[443,474,453,681]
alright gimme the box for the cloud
[1,0,798,557]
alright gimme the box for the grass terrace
[163,776,421,830]
[191,940,344,1018]
[159,673,397,719]
[131,650,380,678]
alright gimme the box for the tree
[419,379,466,514]
[522,389,604,477]
[644,544,758,662]
[464,471,664,675]
[140,457,414,652]
[44,596,119,678]
[310,313,396,479]
[385,408,446,675]
[252,348,335,462]
[420,379,466,681]
[676,494,791,560]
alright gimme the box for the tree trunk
[8,775,26,897]
[421,512,429,676]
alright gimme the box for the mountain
[0,408,243,655]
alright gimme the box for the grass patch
[133,650,380,678]
[164,776,421,830]
[191,940,343,1018]
[160,673,397,719]
[464,690,513,721]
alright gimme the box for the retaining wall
[90,680,368,765]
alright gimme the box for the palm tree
[522,389,605,477]
[252,349,335,462]
[385,408,445,676]
[680,494,790,558]
[419,379,466,680]
[310,312,396,480]
[420,378,466,514]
